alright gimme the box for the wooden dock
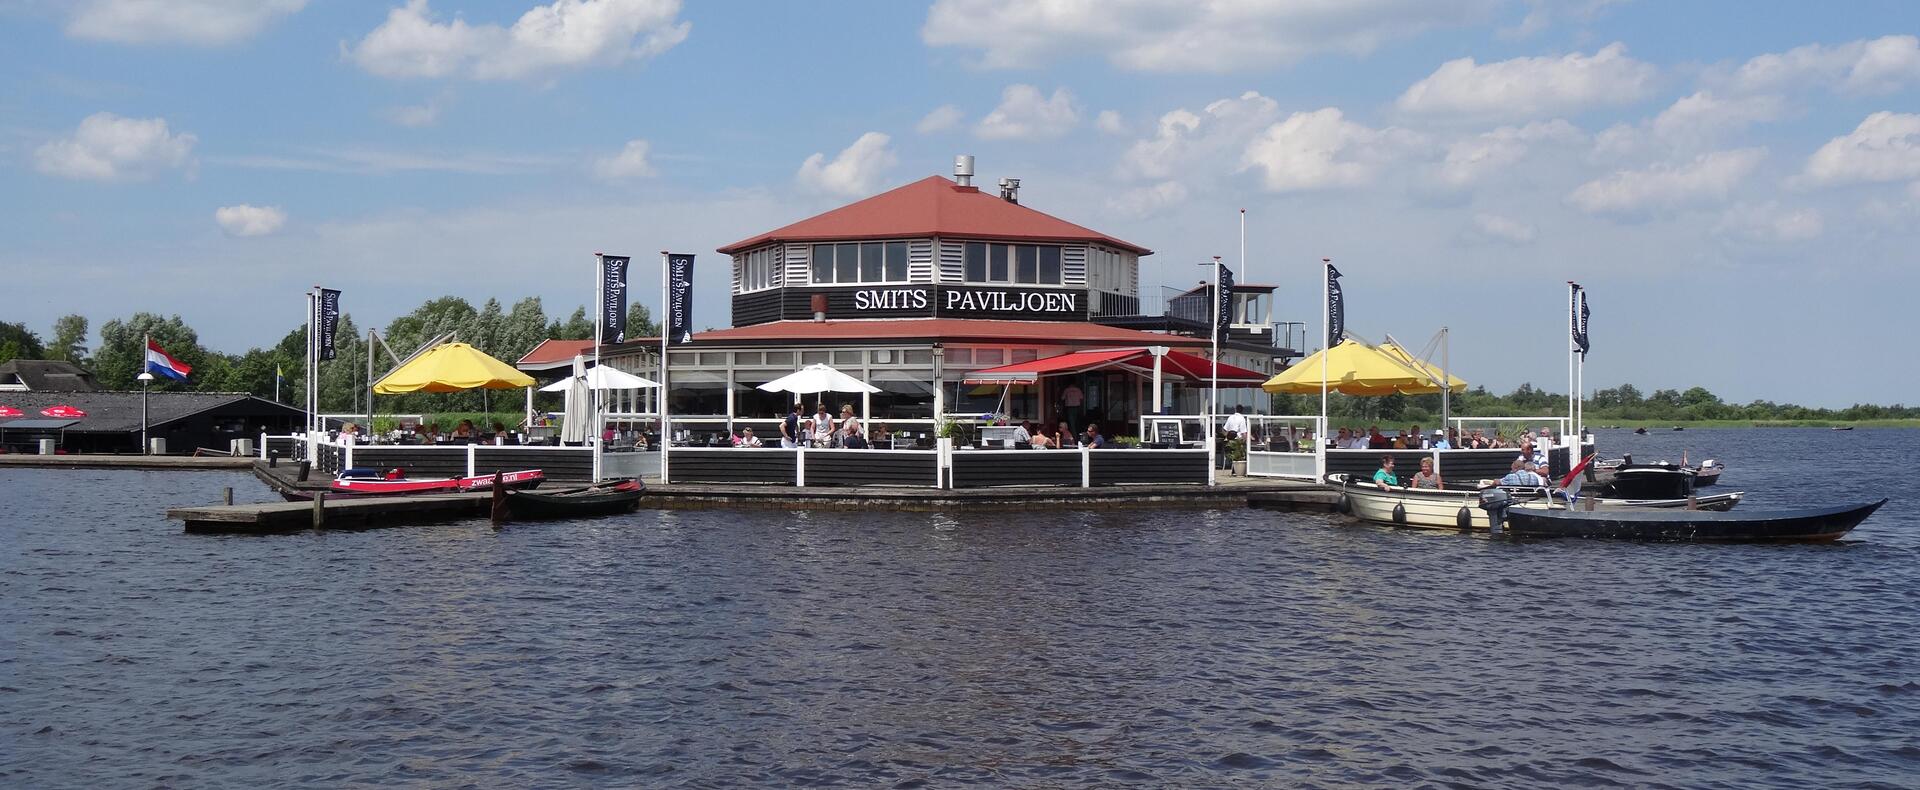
[171,493,491,532]
[160,460,1342,532]
[1,454,253,470]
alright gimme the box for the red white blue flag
[145,338,192,381]
[1558,453,1594,503]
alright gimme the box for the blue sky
[3,0,1919,407]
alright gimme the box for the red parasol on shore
[41,405,87,418]
[0,405,22,417]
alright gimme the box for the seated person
[734,427,764,448]
[1410,457,1443,489]
[1081,423,1108,448]
[870,422,892,447]
[490,421,514,446]
[450,420,476,442]
[1056,421,1076,448]
[632,431,650,450]
[1498,459,1547,487]
[1366,426,1390,449]
[1372,456,1400,489]
[1429,429,1452,450]
[1013,421,1033,446]
[1030,428,1053,449]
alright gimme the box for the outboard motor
[1479,488,1516,535]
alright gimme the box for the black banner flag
[317,288,341,361]
[1215,262,1235,344]
[1573,287,1591,357]
[1326,264,1344,349]
[667,253,695,344]
[600,255,631,344]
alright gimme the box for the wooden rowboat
[499,480,644,521]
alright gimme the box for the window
[1087,247,1135,295]
[736,246,780,293]
[960,242,1064,285]
[885,241,908,281]
[812,240,913,284]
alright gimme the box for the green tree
[548,306,593,340]
[48,314,89,363]
[95,313,206,390]
[626,302,659,339]
[497,296,552,363]
[0,321,46,363]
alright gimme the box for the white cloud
[796,132,896,197]
[1119,91,1280,181]
[923,0,1496,72]
[1436,119,1583,188]
[1567,147,1766,216]
[1497,0,1624,40]
[1714,202,1823,243]
[1105,181,1188,219]
[1396,42,1657,120]
[974,85,1079,140]
[383,96,446,128]
[214,204,288,237]
[1650,91,1787,141]
[1240,107,1424,192]
[1728,35,1920,95]
[1095,110,1127,136]
[1803,112,1920,186]
[34,112,197,181]
[916,104,963,134]
[1910,181,1920,201]
[1463,212,1536,244]
[593,139,656,180]
[347,0,690,81]
[67,0,305,45]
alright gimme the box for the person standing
[780,403,802,449]
[811,404,833,447]
[1223,405,1250,440]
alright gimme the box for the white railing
[1448,416,1571,444]
[303,433,602,478]
[1244,415,1325,481]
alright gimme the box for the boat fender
[1391,502,1406,524]
[1335,493,1351,515]
[1457,506,1473,530]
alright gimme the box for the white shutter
[784,243,810,285]
[937,239,964,282]
[909,238,935,282]
[1062,245,1088,287]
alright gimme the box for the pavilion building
[593,158,1299,441]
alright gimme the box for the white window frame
[810,240,913,286]
[961,241,1066,287]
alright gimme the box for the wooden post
[312,490,326,529]
[222,487,233,506]
[490,471,507,527]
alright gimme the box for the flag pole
[1319,258,1330,482]
[1567,281,1576,446]
[1209,256,1222,487]
[1238,209,1246,283]
[658,250,671,483]
[305,288,316,433]
[141,333,149,454]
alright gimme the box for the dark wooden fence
[951,450,1082,488]
[1088,449,1208,485]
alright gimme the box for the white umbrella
[755,363,880,395]
[539,365,660,392]
[559,356,592,444]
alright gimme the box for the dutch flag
[1558,453,1594,504]
[145,338,192,381]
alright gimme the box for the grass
[1588,418,1920,429]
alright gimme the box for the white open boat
[1327,474,1744,532]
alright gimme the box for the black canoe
[501,480,644,521]
[1493,498,1886,542]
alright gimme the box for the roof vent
[953,154,975,187]
[998,177,1020,204]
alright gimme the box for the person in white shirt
[1222,406,1250,439]
[734,427,764,448]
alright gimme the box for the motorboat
[293,468,547,499]
[499,480,645,521]
[1692,460,1723,487]
[1328,474,1742,532]
[1480,489,1884,541]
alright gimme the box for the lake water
[4,428,1917,788]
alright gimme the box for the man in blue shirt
[1430,429,1452,450]
[1082,423,1108,448]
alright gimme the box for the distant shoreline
[1585,419,1920,429]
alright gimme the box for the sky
[2,0,1918,408]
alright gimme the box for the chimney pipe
[810,293,828,322]
[953,154,974,187]
[999,177,1021,204]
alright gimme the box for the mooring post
[312,490,326,529]
[222,487,233,506]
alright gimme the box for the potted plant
[1227,436,1248,476]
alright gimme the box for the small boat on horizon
[1833,426,1856,431]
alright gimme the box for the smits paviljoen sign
[317,288,342,360]
[1326,264,1344,348]
[600,255,630,344]
[667,253,695,344]
[846,285,1084,319]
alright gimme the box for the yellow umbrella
[373,342,535,394]
[1262,339,1436,396]
[1377,342,1468,394]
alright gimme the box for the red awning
[961,348,1267,387]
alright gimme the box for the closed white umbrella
[559,355,592,444]
[539,365,660,392]
[755,363,880,396]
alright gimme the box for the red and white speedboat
[316,468,546,497]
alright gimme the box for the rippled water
[5,429,1919,788]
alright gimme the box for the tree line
[0,297,658,414]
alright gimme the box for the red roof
[963,348,1267,386]
[516,339,596,369]
[717,175,1152,255]
[689,319,1207,347]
